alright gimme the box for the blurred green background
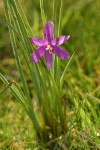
[0,0,100,77]
[0,0,100,149]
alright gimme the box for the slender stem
[52,0,57,80]
[58,0,63,37]
[60,50,77,86]
[40,0,46,25]
[54,0,63,84]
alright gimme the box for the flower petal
[44,22,54,42]
[30,37,47,46]
[51,35,70,46]
[30,46,45,63]
[45,51,52,69]
[52,46,70,59]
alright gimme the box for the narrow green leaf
[0,73,42,137]
[40,0,46,25]
[4,0,31,102]
[60,51,76,86]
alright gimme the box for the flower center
[46,44,53,54]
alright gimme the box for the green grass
[0,0,100,149]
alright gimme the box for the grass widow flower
[30,22,70,68]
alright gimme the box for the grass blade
[60,50,76,86]
[0,73,41,136]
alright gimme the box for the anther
[47,44,51,48]
[50,47,52,50]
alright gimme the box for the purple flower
[30,22,70,68]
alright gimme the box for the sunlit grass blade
[86,93,100,104]
[58,0,63,37]
[60,50,76,86]
[74,97,96,134]
[40,0,46,25]
[52,0,57,31]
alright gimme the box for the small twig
[47,133,67,146]
[47,136,60,146]
[57,141,68,150]
[86,93,100,104]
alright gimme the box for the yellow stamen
[46,44,53,54]
[50,47,53,50]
